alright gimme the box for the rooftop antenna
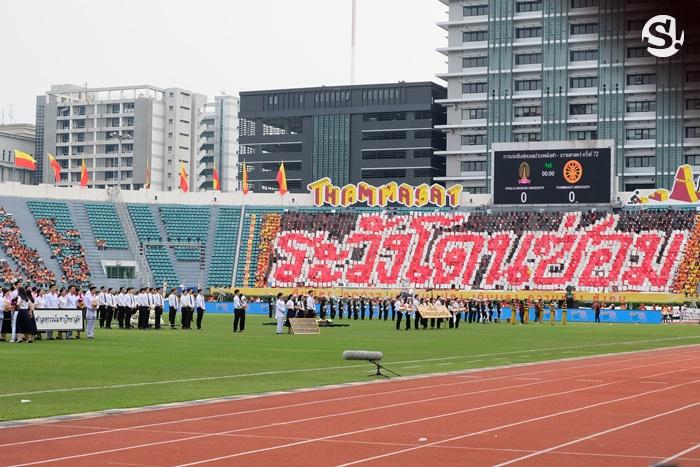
[8,105,14,124]
[351,0,357,84]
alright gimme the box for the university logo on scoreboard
[307,177,464,208]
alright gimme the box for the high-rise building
[238,82,446,193]
[197,95,239,191]
[36,84,206,191]
[0,124,36,184]
[436,0,700,194]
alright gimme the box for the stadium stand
[208,206,242,287]
[0,188,695,295]
[0,207,55,286]
[127,204,179,287]
[159,206,211,261]
[267,209,698,293]
[85,203,128,249]
[235,207,283,287]
[674,214,700,295]
[27,201,91,285]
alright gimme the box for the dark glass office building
[238,82,447,193]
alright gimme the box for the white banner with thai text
[34,309,84,331]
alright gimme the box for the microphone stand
[370,360,401,378]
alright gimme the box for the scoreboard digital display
[492,147,612,205]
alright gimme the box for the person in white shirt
[305,291,316,318]
[152,288,164,330]
[232,289,246,332]
[116,288,126,329]
[97,287,107,329]
[66,286,80,339]
[180,289,194,330]
[275,293,287,334]
[84,286,98,338]
[167,288,179,329]
[137,288,149,329]
[56,288,68,340]
[285,294,296,333]
[1,289,11,342]
[124,287,139,329]
[105,288,116,329]
[195,289,206,330]
[43,285,59,340]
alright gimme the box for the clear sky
[0,0,446,124]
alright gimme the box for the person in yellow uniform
[562,300,568,326]
[523,300,530,324]
[549,301,556,326]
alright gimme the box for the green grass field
[1,315,699,422]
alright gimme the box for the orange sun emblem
[563,160,583,184]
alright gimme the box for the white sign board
[34,309,84,331]
[680,308,700,323]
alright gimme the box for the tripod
[370,360,401,378]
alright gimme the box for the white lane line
[173,382,618,467]
[3,352,698,455]
[7,380,615,467]
[9,355,700,466]
[575,379,604,383]
[639,381,668,385]
[514,377,542,381]
[642,366,693,379]
[0,350,665,448]
[495,403,700,466]
[3,336,698,398]
[651,441,700,467]
[335,379,700,467]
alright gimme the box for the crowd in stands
[255,213,281,288]
[674,214,700,296]
[36,219,90,285]
[268,209,700,293]
[0,208,55,286]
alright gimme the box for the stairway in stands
[67,203,109,286]
[0,196,63,281]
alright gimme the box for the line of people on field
[0,282,210,343]
[265,293,575,331]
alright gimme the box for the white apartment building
[197,94,239,192]
[36,84,206,191]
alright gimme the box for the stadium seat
[85,203,128,249]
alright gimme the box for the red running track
[1,346,700,466]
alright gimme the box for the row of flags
[10,150,289,195]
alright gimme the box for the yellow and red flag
[14,150,36,170]
[212,168,221,191]
[276,161,287,196]
[48,153,61,182]
[242,160,249,195]
[80,159,89,187]
[179,162,189,192]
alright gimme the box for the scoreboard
[491,146,612,205]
